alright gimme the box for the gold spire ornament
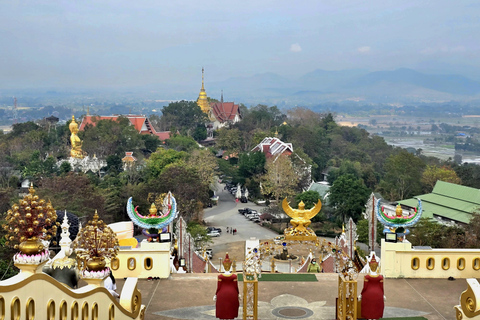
[3,184,58,255]
[196,67,213,117]
[69,115,86,159]
[282,198,322,241]
[73,211,119,272]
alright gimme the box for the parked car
[238,208,250,214]
[207,227,222,233]
[240,196,248,203]
[245,211,258,219]
[251,217,261,223]
[207,230,220,237]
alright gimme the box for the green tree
[149,163,210,222]
[329,173,370,223]
[261,154,299,203]
[378,150,425,200]
[37,173,106,221]
[421,165,461,193]
[159,101,209,137]
[165,135,200,152]
[238,152,266,180]
[186,149,218,189]
[294,190,320,209]
[145,148,188,179]
[187,221,213,250]
[216,128,242,154]
[81,117,145,158]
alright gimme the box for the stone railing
[0,270,145,320]
[381,239,480,278]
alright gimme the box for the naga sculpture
[126,192,177,241]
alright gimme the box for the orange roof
[122,152,137,162]
[79,115,171,140]
[155,131,171,141]
[79,115,153,134]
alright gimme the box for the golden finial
[149,203,158,217]
[396,204,403,217]
[73,210,119,271]
[342,224,345,234]
[275,128,278,137]
[4,182,58,253]
[298,201,305,210]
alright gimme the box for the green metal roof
[399,181,480,224]
[308,182,330,198]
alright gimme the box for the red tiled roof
[79,115,171,140]
[155,131,171,141]
[210,102,241,123]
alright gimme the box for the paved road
[204,183,279,246]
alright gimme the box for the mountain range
[207,68,480,105]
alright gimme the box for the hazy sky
[1,0,479,88]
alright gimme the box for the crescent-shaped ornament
[375,198,422,229]
[126,192,178,229]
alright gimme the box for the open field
[336,114,480,163]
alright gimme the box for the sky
[1,0,479,89]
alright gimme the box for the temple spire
[221,90,224,103]
[197,67,211,116]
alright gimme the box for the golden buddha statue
[282,198,322,241]
[69,115,86,159]
[395,204,403,217]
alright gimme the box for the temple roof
[79,115,171,140]
[210,101,241,123]
[251,137,293,158]
[399,180,480,224]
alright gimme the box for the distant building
[251,137,293,158]
[399,180,480,226]
[210,95,242,130]
[196,68,242,129]
[196,67,211,116]
[252,136,311,188]
[122,152,137,170]
[79,114,171,141]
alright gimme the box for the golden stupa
[196,67,212,117]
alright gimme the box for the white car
[207,230,220,237]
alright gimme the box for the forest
[2,101,480,276]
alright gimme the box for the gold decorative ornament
[69,115,86,159]
[282,198,322,241]
[3,184,58,255]
[73,211,119,272]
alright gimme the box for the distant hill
[208,68,480,105]
[347,68,480,96]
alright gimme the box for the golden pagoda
[196,67,212,116]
